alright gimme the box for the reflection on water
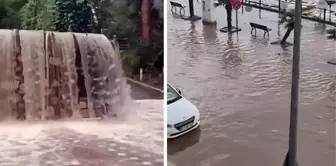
[202,24,218,43]
[313,22,327,35]
[167,1,336,165]
[168,127,201,155]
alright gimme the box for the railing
[244,0,336,24]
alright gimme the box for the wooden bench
[250,22,272,37]
[170,1,186,16]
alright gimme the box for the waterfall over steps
[0,30,130,120]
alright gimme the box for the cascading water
[20,30,46,120]
[74,33,130,118]
[0,30,16,120]
[0,29,130,120]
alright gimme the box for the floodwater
[167,2,335,166]
[0,98,163,166]
[0,30,163,165]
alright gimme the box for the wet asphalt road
[0,83,163,166]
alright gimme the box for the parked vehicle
[167,83,200,139]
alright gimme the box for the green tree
[92,0,141,38]
[279,11,295,44]
[54,0,94,32]
[21,0,56,30]
[0,0,28,29]
[276,9,310,45]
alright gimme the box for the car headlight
[167,124,172,128]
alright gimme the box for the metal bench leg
[171,6,174,13]
[171,6,178,14]
[180,7,185,17]
[263,31,270,38]
[251,28,254,34]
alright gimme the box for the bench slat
[250,22,269,31]
[170,1,184,8]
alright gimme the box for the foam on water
[0,99,163,165]
[64,99,164,154]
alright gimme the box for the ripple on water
[168,0,336,131]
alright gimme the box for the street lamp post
[283,0,302,165]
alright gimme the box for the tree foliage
[54,0,94,33]
[21,0,55,30]
[91,0,143,46]
[20,0,94,32]
[1,0,163,76]
[280,10,295,29]
[0,0,27,29]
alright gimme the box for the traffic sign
[231,0,242,10]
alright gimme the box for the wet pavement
[128,80,163,100]
[0,83,163,166]
[168,1,335,166]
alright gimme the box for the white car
[167,84,200,139]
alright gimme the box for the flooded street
[167,2,335,166]
[0,84,163,166]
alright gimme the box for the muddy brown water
[168,2,335,166]
[0,30,164,165]
[0,30,130,120]
[0,89,163,166]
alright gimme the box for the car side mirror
[176,88,181,95]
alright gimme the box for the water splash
[0,29,130,120]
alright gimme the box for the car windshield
[167,84,182,104]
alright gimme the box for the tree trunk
[189,0,194,17]
[225,2,232,29]
[281,23,294,44]
[141,0,152,43]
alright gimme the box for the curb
[126,78,164,94]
